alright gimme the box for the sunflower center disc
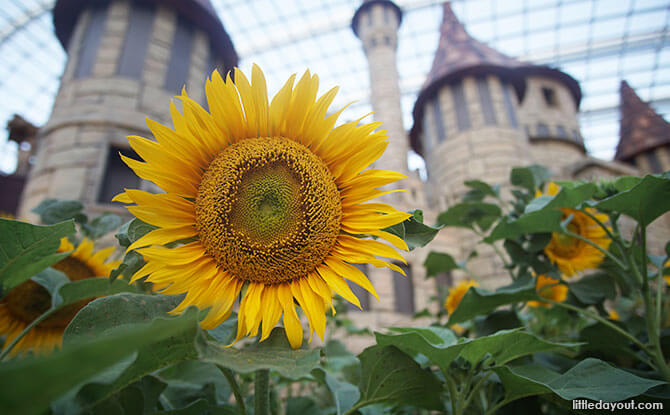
[3,257,94,328]
[195,137,342,284]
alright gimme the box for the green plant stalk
[0,307,56,360]
[563,230,628,270]
[444,372,461,415]
[461,372,493,411]
[255,369,270,415]
[218,365,247,415]
[637,226,670,383]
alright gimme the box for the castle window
[536,122,550,137]
[572,129,582,143]
[432,96,446,143]
[476,77,497,125]
[542,87,558,107]
[502,84,518,128]
[393,263,414,314]
[435,272,453,299]
[347,264,371,311]
[383,6,389,23]
[647,151,662,173]
[383,35,391,46]
[164,16,194,93]
[98,145,142,204]
[452,81,471,131]
[556,125,569,139]
[117,2,155,78]
[74,4,108,79]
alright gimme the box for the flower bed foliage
[0,167,669,414]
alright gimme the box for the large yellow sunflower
[444,279,479,315]
[527,274,568,308]
[0,238,120,355]
[113,65,410,348]
[538,182,611,277]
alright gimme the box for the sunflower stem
[563,229,627,270]
[217,365,247,415]
[255,369,270,415]
[544,299,652,357]
[637,226,670,383]
[0,307,56,360]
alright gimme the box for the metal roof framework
[1,0,669,173]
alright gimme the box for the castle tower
[615,80,670,174]
[409,3,533,285]
[352,0,408,175]
[516,66,585,175]
[409,3,530,210]
[18,0,237,219]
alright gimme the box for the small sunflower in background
[0,238,119,356]
[527,274,568,308]
[444,279,479,315]
[537,182,611,277]
[114,65,410,349]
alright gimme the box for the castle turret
[352,0,407,175]
[19,0,237,219]
[409,2,530,210]
[615,80,670,174]
[516,65,585,174]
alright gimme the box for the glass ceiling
[1,0,669,174]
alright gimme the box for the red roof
[615,80,670,161]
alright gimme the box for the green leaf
[81,213,123,240]
[473,310,521,337]
[355,345,443,411]
[568,273,616,305]
[55,278,137,309]
[286,397,322,415]
[510,165,551,193]
[32,199,87,224]
[0,308,200,415]
[447,275,537,324]
[313,369,359,415]
[486,182,597,242]
[383,210,440,251]
[206,313,238,345]
[59,294,197,412]
[494,358,665,402]
[424,251,459,277]
[437,202,501,231]
[31,268,70,299]
[464,179,501,198]
[594,174,670,226]
[158,361,232,408]
[115,219,158,249]
[0,219,75,297]
[201,327,321,379]
[64,293,183,343]
[110,250,145,281]
[156,399,237,415]
[376,327,578,371]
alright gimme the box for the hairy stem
[218,365,247,415]
[255,369,270,415]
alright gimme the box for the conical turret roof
[53,0,238,71]
[615,80,670,161]
[409,2,524,155]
